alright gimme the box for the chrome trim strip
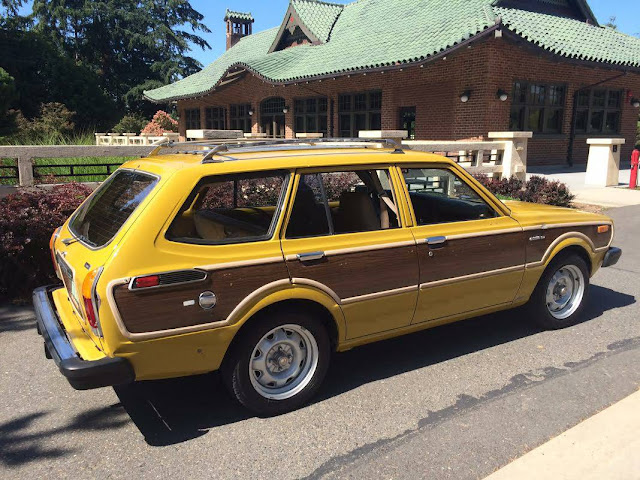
[420,265,524,289]
[91,267,104,337]
[341,285,417,305]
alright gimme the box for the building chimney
[224,9,254,50]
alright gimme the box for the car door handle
[426,236,447,249]
[296,251,326,262]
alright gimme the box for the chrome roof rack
[201,138,405,164]
[147,137,405,162]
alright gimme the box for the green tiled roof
[495,7,640,67]
[291,0,343,43]
[145,0,640,102]
[224,9,254,22]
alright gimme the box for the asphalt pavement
[1,205,638,479]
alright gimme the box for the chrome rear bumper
[33,286,134,390]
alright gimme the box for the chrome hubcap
[545,265,585,320]
[249,324,319,400]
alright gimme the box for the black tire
[221,310,331,416]
[526,253,590,330]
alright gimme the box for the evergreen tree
[31,0,210,115]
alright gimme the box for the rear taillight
[132,275,160,289]
[49,227,61,269]
[82,267,103,334]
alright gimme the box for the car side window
[402,167,498,225]
[167,171,288,244]
[286,169,399,239]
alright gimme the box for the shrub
[10,102,76,143]
[141,110,178,135]
[0,183,92,301]
[112,114,148,134]
[474,174,575,207]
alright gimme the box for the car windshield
[69,170,158,248]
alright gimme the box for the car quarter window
[401,167,498,225]
[167,171,288,244]
[286,169,399,239]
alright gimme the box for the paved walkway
[528,163,640,207]
[484,389,640,480]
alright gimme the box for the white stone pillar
[585,138,625,187]
[359,130,408,149]
[487,131,533,180]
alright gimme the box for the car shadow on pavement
[0,404,130,467]
[114,285,634,447]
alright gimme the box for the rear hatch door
[53,169,160,349]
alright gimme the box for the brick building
[145,0,640,166]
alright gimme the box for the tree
[0,28,117,128]
[1,0,23,16]
[0,67,17,135]
[31,0,210,116]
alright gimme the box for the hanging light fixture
[631,98,640,108]
[496,89,508,102]
[460,90,471,103]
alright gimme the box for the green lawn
[0,156,136,185]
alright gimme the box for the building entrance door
[400,107,416,139]
[261,97,286,138]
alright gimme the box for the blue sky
[16,0,640,67]
[189,0,640,66]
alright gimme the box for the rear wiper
[63,232,96,247]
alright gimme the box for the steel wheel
[249,324,319,400]
[545,264,585,320]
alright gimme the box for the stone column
[359,130,408,148]
[585,138,625,187]
[488,131,533,180]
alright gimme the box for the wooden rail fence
[0,145,155,187]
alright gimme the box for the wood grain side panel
[525,225,611,264]
[113,262,289,333]
[285,246,419,300]
[417,232,525,284]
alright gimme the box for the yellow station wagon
[34,139,621,415]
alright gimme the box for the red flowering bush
[0,183,92,300]
[141,110,178,135]
[474,174,574,207]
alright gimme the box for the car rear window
[69,170,158,248]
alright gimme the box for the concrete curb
[484,389,640,480]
